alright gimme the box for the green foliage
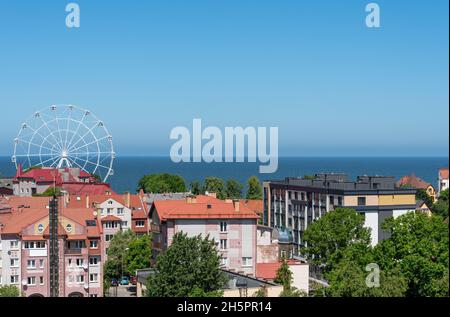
[373,212,449,297]
[274,259,293,290]
[126,234,152,276]
[103,230,137,279]
[33,187,62,197]
[203,177,226,199]
[279,287,307,297]
[416,188,433,209]
[432,189,449,218]
[137,173,186,194]
[303,175,315,180]
[225,179,243,199]
[253,286,267,297]
[190,180,202,195]
[145,232,227,297]
[302,208,372,273]
[0,285,21,297]
[246,176,263,200]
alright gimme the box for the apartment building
[0,192,149,297]
[149,194,259,276]
[438,168,449,195]
[263,173,417,253]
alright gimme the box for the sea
[0,156,448,194]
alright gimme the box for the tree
[373,212,449,297]
[190,180,202,195]
[432,189,449,218]
[33,187,62,197]
[246,176,263,200]
[0,285,21,297]
[225,179,243,199]
[146,232,227,297]
[302,208,372,273]
[103,230,137,279]
[203,177,226,199]
[274,259,293,291]
[416,188,433,209]
[137,173,186,193]
[126,234,152,276]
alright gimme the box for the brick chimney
[233,199,240,212]
[125,192,131,208]
[186,195,197,204]
[85,194,90,209]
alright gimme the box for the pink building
[149,194,259,276]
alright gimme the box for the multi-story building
[13,165,112,197]
[0,192,149,297]
[263,173,417,252]
[396,174,436,202]
[438,168,449,195]
[149,194,259,276]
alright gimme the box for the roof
[101,215,122,222]
[240,199,263,214]
[61,183,115,196]
[439,168,449,179]
[152,195,259,221]
[396,174,432,190]
[15,165,96,185]
[256,260,304,280]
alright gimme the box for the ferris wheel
[12,105,115,182]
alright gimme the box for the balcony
[65,248,83,255]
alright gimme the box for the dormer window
[66,224,73,233]
[37,224,44,233]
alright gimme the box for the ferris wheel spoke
[36,115,64,151]
[65,113,89,152]
[67,124,101,153]
[16,139,56,153]
[69,136,109,154]
[53,110,66,151]
[40,156,60,166]
[23,124,61,152]
[64,107,73,149]
[72,156,111,171]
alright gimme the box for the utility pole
[49,195,59,297]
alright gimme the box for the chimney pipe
[233,199,240,212]
[86,195,90,209]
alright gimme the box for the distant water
[0,156,448,194]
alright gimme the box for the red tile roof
[256,260,304,280]
[440,168,449,179]
[61,183,115,196]
[396,174,432,190]
[240,199,263,214]
[152,195,259,221]
[101,215,122,222]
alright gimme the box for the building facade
[149,194,259,276]
[263,174,417,252]
[438,168,449,195]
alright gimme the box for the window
[76,259,84,267]
[27,277,36,286]
[39,276,44,285]
[117,208,124,215]
[89,257,99,266]
[37,224,44,233]
[357,197,366,206]
[220,239,227,250]
[68,240,85,249]
[76,275,84,284]
[10,258,19,267]
[24,241,45,249]
[90,273,98,283]
[66,224,73,233]
[220,257,228,266]
[27,260,36,269]
[105,234,114,242]
[10,241,19,250]
[107,208,113,214]
[39,259,44,268]
[105,221,118,228]
[121,221,128,227]
[90,240,98,249]
[136,220,145,227]
[220,221,228,233]
[10,275,19,284]
[242,257,253,267]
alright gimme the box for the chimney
[205,192,217,199]
[125,192,131,208]
[233,199,240,212]
[85,195,90,209]
[186,195,197,204]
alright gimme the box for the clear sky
[0,0,448,157]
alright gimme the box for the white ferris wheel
[12,105,115,182]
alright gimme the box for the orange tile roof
[256,260,303,280]
[396,174,432,190]
[152,195,259,221]
[440,168,449,179]
[240,199,263,214]
[101,215,122,222]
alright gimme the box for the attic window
[207,204,212,209]
[86,220,96,227]
[66,224,73,233]
[37,224,44,233]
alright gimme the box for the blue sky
[0,0,448,157]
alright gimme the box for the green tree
[103,230,136,279]
[432,189,449,218]
[225,179,243,199]
[137,173,186,193]
[416,188,433,209]
[274,259,293,291]
[246,176,263,200]
[0,285,21,297]
[33,187,62,197]
[302,208,372,273]
[373,212,449,297]
[190,180,202,195]
[126,234,152,276]
[203,177,226,199]
[146,232,227,297]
